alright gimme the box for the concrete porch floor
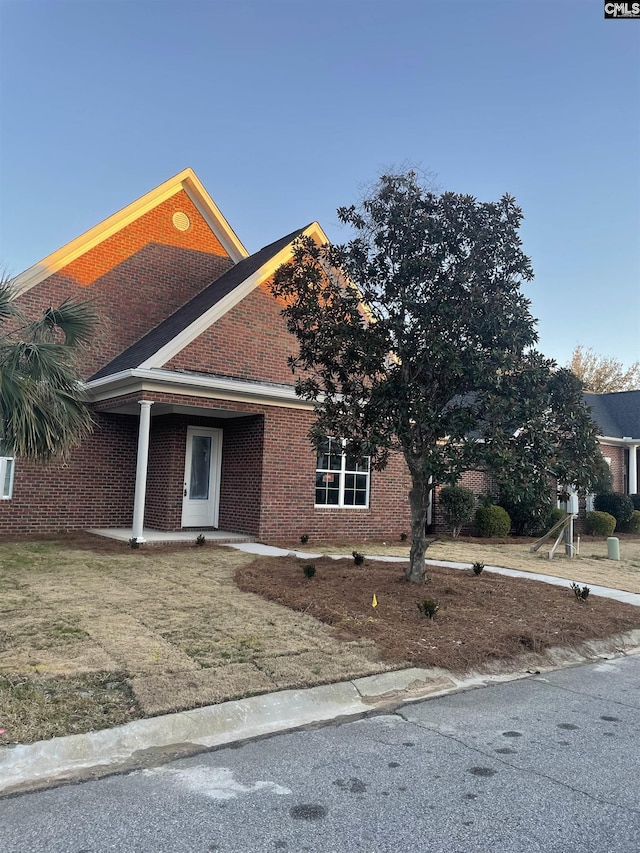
[87,528,255,545]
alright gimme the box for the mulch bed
[236,556,640,673]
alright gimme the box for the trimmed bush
[623,510,640,534]
[585,510,616,537]
[594,492,633,527]
[439,485,475,537]
[475,505,511,538]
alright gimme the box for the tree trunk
[406,472,431,583]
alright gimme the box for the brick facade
[599,443,625,493]
[14,191,233,380]
[165,278,299,385]
[0,413,138,534]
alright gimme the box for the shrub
[548,507,566,528]
[623,510,640,534]
[399,532,408,541]
[497,497,561,537]
[439,485,475,537]
[594,492,633,527]
[302,563,316,579]
[630,494,640,511]
[128,537,140,549]
[585,510,616,537]
[472,561,484,575]
[300,534,309,544]
[352,551,365,565]
[475,505,511,538]
[196,534,206,546]
[417,599,439,619]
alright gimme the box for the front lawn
[1,533,639,745]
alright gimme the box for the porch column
[629,443,638,495]
[132,400,154,543]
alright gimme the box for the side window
[0,446,15,500]
[315,438,370,508]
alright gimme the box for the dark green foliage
[472,561,485,575]
[585,511,616,537]
[594,493,634,527]
[400,532,408,541]
[475,505,511,538]
[352,550,365,565]
[497,500,564,537]
[300,533,309,544]
[417,599,439,619]
[439,485,475,537]
[128,537,140,549]
[548,507,566,528]
[630,494,640,511]
[302,563,316,579]
[622,510,640,534]
[271,171,605,583]
[571,582,590,602]
[196,534,206,546]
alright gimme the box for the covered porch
[88,527,254,545]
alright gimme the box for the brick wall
[0,413,138,534]
[166,278,300,385]
[599,443,625,493]
[14,191,234,379]
[257,407,413,541]
[218,416,265,535]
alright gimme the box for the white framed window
[315,438,370,508]
[0,449,15,500]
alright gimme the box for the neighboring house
[583,390,640,499]
[0,169,412,541]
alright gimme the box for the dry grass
[1,532,639,745]
[0,536,393,744]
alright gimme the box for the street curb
[0,668,450,795]
[3,632,640,797]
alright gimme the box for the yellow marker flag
[372,593,378,608]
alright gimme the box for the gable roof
[10,168,248,294]
[90,223,320,381]
[584,390,640,440]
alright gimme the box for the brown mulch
[236,556,640,673]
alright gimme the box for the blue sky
[1,0,638,367]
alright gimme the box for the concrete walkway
[2,544,640,796]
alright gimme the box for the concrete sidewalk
[2,544,640,797]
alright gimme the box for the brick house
[0,169,412,541]
[582,391,640,501]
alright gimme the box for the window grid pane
[315,440,370,508]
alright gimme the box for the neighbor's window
[315,438,370,508]
[0,445,15,500]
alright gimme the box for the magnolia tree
[271,172,605,582]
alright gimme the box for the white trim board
[10,168,248,295]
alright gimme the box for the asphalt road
[2,655,639,853]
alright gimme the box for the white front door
[181,427,222,528]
